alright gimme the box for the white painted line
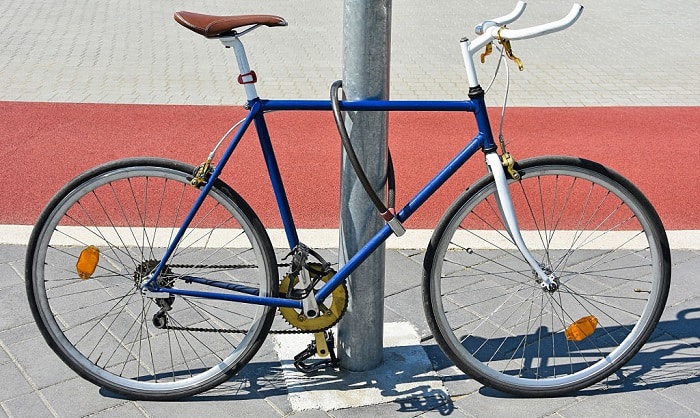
[3,225,698,249]
[272,322,447,411]
[0,225,33,245]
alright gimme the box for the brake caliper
[501,152,521,181]
[190,159,214,188]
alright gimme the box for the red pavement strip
[2,101,698,230]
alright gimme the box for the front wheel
[25,158,278,400]
[423,156,671,396]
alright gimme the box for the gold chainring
[279,263,347,332]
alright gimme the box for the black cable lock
[330,80,405,237]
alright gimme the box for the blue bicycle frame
[143,91,497,310]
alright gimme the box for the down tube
[316,133,486,302]
[399,133,486,221]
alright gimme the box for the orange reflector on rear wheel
[76,245,100,280]
[565,315,598,341]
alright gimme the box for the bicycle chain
[162,262,308,335]
[163,325,310,334]
[168,263,291,269]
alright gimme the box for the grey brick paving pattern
[2,245,699,417]
[0,0,698,106]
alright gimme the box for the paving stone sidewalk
[1,0,698,106]
[1,245,699,417]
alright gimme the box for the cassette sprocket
[279,263,347,332]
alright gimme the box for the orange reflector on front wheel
[76,245,100,280]
[565,315,598,341]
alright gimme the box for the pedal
[292,330,339,373]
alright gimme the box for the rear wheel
[423,156,671,396]
[26,158,278,400]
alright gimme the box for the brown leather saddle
[174,11,287,38]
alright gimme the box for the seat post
[219,36,259,101]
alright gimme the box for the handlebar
[474,1,527,35]
[468,2,584,54]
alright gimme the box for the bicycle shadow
[586,306,700,394]
[98,308,699,407]
[100,344,454,414]
[428,306,700,398]
[272,341,454,414]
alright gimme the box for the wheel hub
[535,265,559,293]
[133,259,175,289]
[133,260,177,328]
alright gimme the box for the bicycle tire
[26,157,278,400]
[423,156,671,396]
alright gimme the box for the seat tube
[220,36,259,101]
[218,37,299,247]
[253,112,300,249]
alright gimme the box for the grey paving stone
[39,378,128,418]
[670,250,697,265]
[557,389,695,418]
[384,249,423,296]
[2,392,53,418]
[422,349,482,399]
[0,246,699,415]
[0,323,41,346]
[667,254,700,307]
[137,396,283,418]
[330,399,454,417]
[658,382,700,415]
[0,346,8,366]
[89,402,148,418]
[0,262,22,289]
[0,362,34,400]
[384,286,431,338]
[7,336,76,390]
[0,284,34,331]
[212,358,294,415]
[452,389,579,418]
[0,245,25,263]
[640,299,700,392]
[610,333,694,392]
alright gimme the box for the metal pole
[337,0,392,372]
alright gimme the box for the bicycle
[25,1,671,400]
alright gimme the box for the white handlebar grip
[474,1,527,35]
[492,3,584,41]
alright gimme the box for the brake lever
[497,27,524,71]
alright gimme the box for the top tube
[257,98,478,113]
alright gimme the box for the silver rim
[30,163,273,395]
[428,162,666,392]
